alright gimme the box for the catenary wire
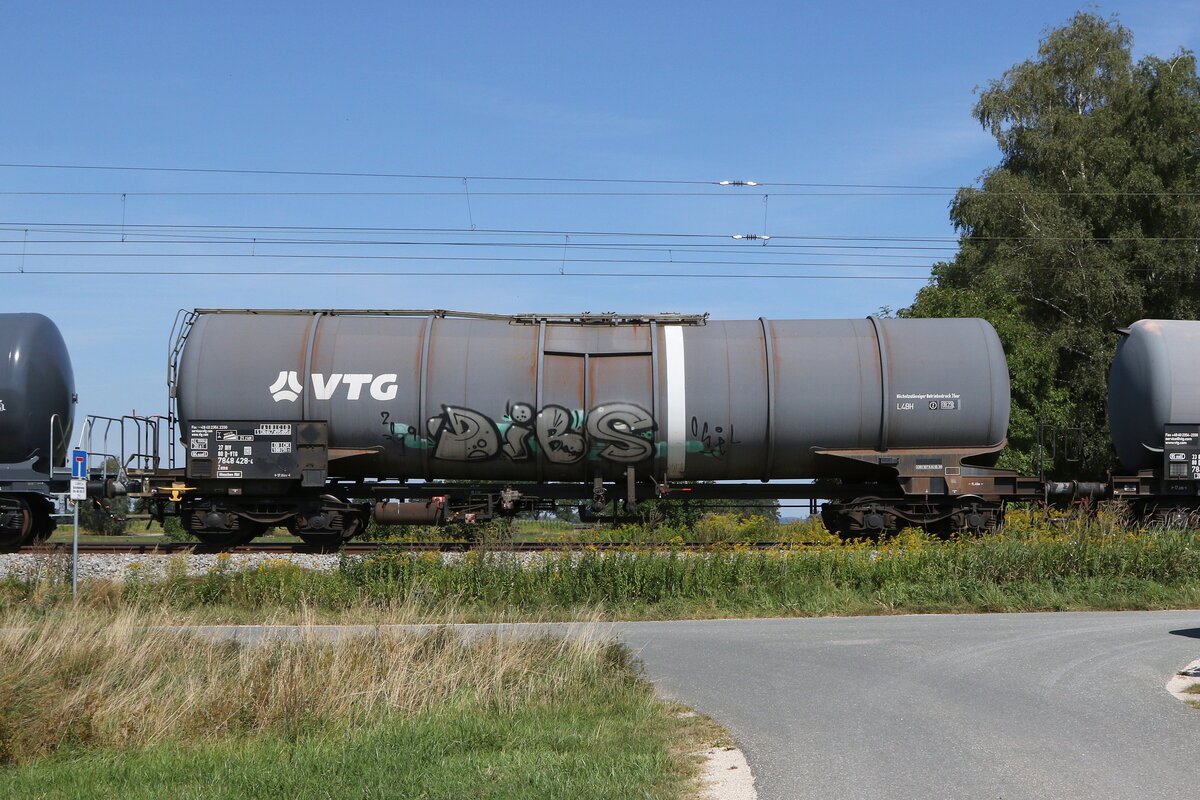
[0,233,958,256]
[0,269,931,279]
[0,220,952,240]
[0,225,961,249]
[1,162,1197,196]
[0,251,947,268]
[2,271,926,280]
[1,220,1198,242]
[2,188,1197,197]
[2,252,1194,273]
[6,268,1200,283]
[0,161,961,188]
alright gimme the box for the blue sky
[2,0,1199,427]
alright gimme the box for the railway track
[9,540,809,555]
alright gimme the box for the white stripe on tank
[664,325,687,479]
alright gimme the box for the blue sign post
[69,448,87,597]
[71,448,87,479]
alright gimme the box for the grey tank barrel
[1109,320,1200,472]
[174,310,1011,483]
[0,313,75,472]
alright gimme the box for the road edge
[1166,657,1200,706]
[695,743,757,800]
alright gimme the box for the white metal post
[72,499,79,598]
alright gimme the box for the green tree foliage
[903,12,1200,476]
[78,495,128,536]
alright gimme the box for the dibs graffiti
[384,402,656,464]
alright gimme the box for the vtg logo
[269,371,399,403]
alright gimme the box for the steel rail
[9,540,820,555]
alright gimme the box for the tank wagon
[1109,320,1200,524]
[134,309,1049,544]
[0,313,75,546]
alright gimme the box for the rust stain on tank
[411,317,427,414]
[296,316,314,374]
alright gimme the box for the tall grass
[0,610,717,799]
[368,513,832,544]
[0,609,640,766]
[332,524,1200,614]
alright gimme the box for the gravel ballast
[0,552,353,582]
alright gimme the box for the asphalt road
[199,611,1200,799]
[616,612,1200,800]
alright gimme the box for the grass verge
[8,523,1200,624]
[0,610,716,799]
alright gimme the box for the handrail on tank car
[119,414,162,473]
[166,309,199,470]
[1033,420,1084,481]
[76,414,162,480]
[75,416,119,480]
[47,412,71,475]
[188,308,710,326]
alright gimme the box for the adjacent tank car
[1109,320,1200,524]
[0,313,75,545]
[150,309,1038,544]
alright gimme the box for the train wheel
[182,509,262,547]
[287,497,367,546]
[822,497,898,541]
[0,495,33,548]
[29,498,55,542]
[824,497,1003,540]
[288,510,365,546]
[947,501,1004,537]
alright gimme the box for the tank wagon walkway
[197,610,1200,800]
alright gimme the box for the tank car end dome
[0,313,75,471]
[1108,319,1200,472]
